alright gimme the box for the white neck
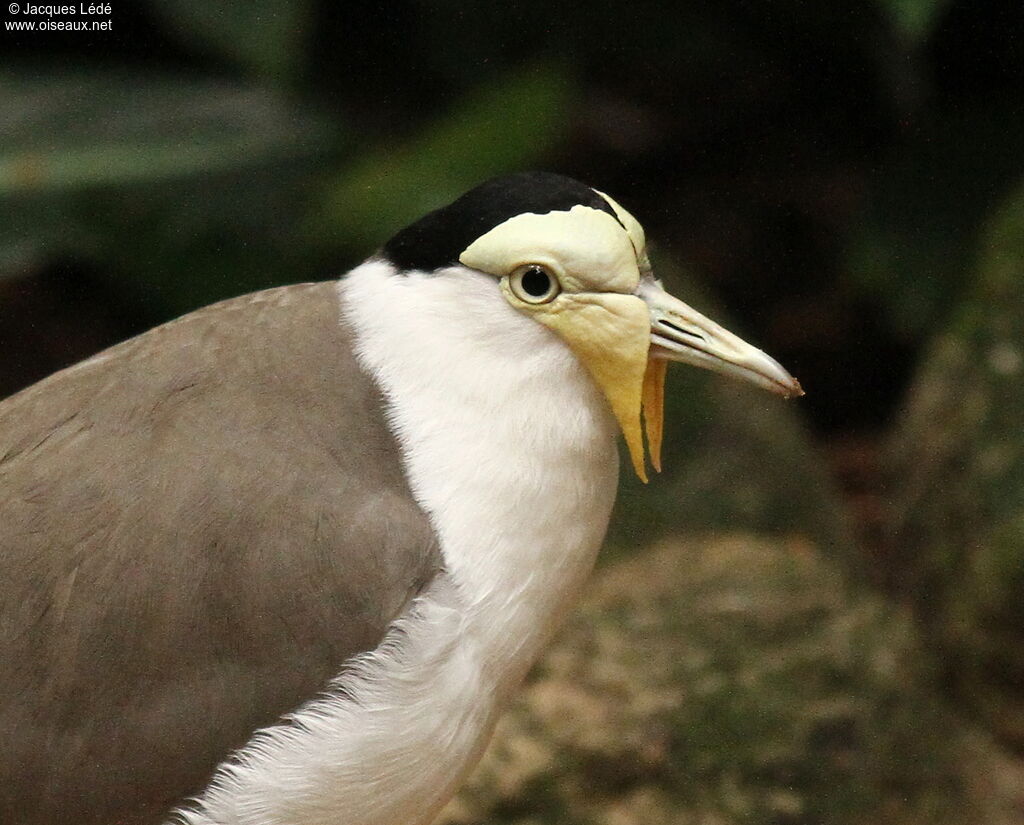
[176,261,620,825]
[342,260,620,691]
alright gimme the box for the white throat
[342,260,620,686]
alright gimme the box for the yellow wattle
[642,357,667,474]
[534,292,652,482]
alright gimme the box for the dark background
[3,2,1024,822]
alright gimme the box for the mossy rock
[440,536,986,825]
[886,183,1024,748]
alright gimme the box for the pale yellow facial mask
[458,190,802,481]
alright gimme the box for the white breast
[175,261,619,825]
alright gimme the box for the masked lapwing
[0,172,801,825]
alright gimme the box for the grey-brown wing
[0,283,440,825]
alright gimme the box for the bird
[0,171,802,825]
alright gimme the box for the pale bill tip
[749,350,805,399]
[776,374,805,399]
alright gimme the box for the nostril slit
[659,319,705,342]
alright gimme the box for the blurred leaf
[875,0,954,42]
[74,163,326,319]
[1,163,329,320]
[0,70,335,318]
[0,71,330,196]
[147,0,312,81]
[312,63,573,250]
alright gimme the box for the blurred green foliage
[0,73,323,194]
[876,0,954,42]
[310,63,573,252]
[151,0,313,81]
[0,69,332,312]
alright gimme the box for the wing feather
[0,282,440,825]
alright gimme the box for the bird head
[382,172,803,482]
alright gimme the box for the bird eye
[508,264,560,304]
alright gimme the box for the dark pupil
[521,267,550,297]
